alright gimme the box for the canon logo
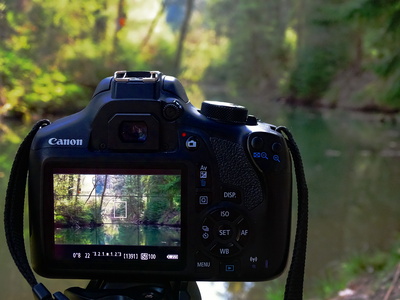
[48,137,83,146]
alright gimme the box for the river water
[1,102,399,299]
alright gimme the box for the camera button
[186,136,200,150]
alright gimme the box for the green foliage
[288,44,346,104]
[312,237,400,299]
[343,239,400,277]
[343,0,400,108]
[0,0,180,119]
[1,0,399,116]
[143,175,181,225]
[207,0,400,109]
[207,0,291,95]
[144,196,169,224]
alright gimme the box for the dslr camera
[29,71,292,282]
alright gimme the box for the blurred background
[1,0,400,299]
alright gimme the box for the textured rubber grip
[210,137,264,210]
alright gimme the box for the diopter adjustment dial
[163,99,183,121]
[200,101,248,124]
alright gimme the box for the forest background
[0,0,400,121]
[1,1,400,299]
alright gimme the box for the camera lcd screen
[51,168,182,265]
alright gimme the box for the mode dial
[200,101,248,124]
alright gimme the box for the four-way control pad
[201,206,250,257]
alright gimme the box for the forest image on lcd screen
[53,172,181,247]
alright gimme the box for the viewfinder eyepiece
[119,121,148,143]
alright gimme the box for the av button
[197,163,211,187]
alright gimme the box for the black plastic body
[29,71,292,282]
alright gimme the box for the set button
[217,224,234,240]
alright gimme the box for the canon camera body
[29,71,292,282]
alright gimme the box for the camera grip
[210,137,263,210]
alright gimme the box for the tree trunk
[113,0,126,53]
[141,2,166,48]
[174,0,194,75]
[98,175,108,223]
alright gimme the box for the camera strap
[4,119,68,300]
[4,121,308,300]
[277,126,309,300]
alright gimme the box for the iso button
[211,208,240,223]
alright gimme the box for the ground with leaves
[327,264,400,300]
